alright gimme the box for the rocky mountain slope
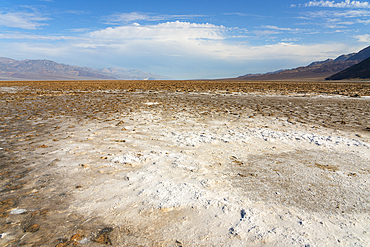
[0,58,168,80]
[326,56,370,80]
[345,46,370,61]
[237,45,370,81]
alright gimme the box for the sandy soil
[0,81,369,246]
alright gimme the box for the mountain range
[1,46,369,81]
[237,45,370,81]
[0,58,169,81]
[326,56,370,80]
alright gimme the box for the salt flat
[0,81,369,246]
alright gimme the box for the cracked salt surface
[2,82,369,246]
[0,86,25,93]
[62,109,370,246]
[249,127,369,147]
[161,125,368,148]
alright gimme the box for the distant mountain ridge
[345,46,370,61]
[0,58,169,80]
[326,56,370,80]
[237,45,370,81]
[334,53,356,62]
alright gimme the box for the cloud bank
[304,0,370,8]
[84,22,346,62]
[90,21,226,41]
[1,21,354,71]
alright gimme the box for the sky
[0,0,369,79]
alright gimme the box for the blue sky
[0,0,369,79]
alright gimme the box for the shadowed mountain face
[326,57,370,80]
[0,58,169,80]
[237,45,370,81]
[237,61,359,81]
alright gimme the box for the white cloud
[355,34,370,41]
[253,30,279,36]
[223,12,267,18]
[89,21,226,41]
[227,42,353,61]
[281,37,301,41]
[264,25,301,31]
[1,36,354,64]
[335,9,370,18]
[105,12,149,24]
[64,10,87,15]
[251,26,304,38]
[304,9,370,18]
[357,18,370,23]
[69,28,92,33]
[79,22,355,64]
[0,32,71,40]
[0,11,48,29]
[300,9,370,27]
[305,0,370,8]
[337,20,356,24]
[104,12,206,25]
[2,21,350,59]
[81,21,230,62]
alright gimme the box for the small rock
[116,120,125,126]
[55,239,70,247]
[10,208,27,215]
[24,224,40,232]
[40,209,48,215]
[114,139,126,142]
[79,164,88,168]
[48,159,60,166]
[78,237,89,244]
[93,227,113,245]
[71,233,85,242]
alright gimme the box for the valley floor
[0,81,369,246]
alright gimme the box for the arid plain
[0,80,369,246]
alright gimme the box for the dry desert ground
[0,80,370,246]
